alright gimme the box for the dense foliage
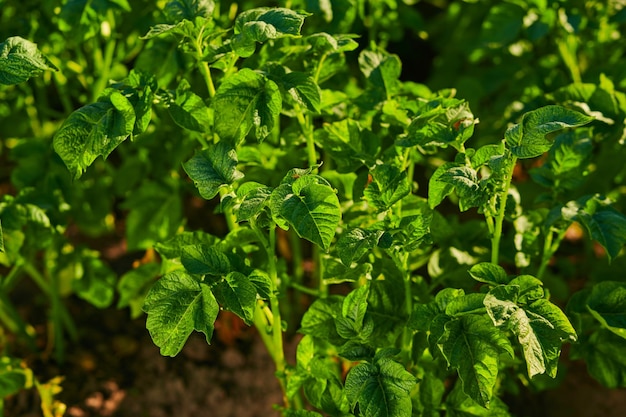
[2,1,626,416]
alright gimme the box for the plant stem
[251,222,291,408]
[91,12,117,101]
[219,187,238,231]
[22,263,78,344]
[490,156,517,265]
[294,106,317,168]
[289,282,320,297]
[195,25,216,98]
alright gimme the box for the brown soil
[5,298,295,417]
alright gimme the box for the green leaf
[363,163,411,212]
[53,92,136,179]
[270,175,341,251]
[317,119,380,172]
[232,8,307,56]
[0,36,58,85]
[143,270,219,356]
[155,231,219,260]
[437,315,513,407]
[183,142,244,200]
[584,328,626,388]
[165,0,215,21]
[299,296,344,344]
[212,68,282,144]
[587,281,626,339]
[578,207,626,262]
[121,182,182,250]
[529,131,593,191]
[445,382,512,417]
[366,275,408,347]
[281,71,321,113]
[485,289,576,378]
[345,357,416,417]
[213,272,257,325]
[0,357,31,397]
[437,165,485,211]
[445,293,487,317]
[181,244,231,276]
[505,105,594,159]
[167,79,210,132]
[480,3,525,47]
[336,284,373,339]
[468,263,509,285]
[557,195,626,262]
[428,162,460,209]
[73,256,116,309]
[336,228,385,266]
[0,220,4,253]
[358,49,402,98]
[248,269,273,300]
[117,263,161,319]
[236,182,273,222]
[58,0,131,40]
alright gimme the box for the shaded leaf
[587,281,626,339]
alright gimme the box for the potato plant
[2,1,626,416]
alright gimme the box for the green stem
[490,156,517,265]
[0,291,37,350]
[268,224,290,408]
[22,263,78,344]
[219,187,238,231]
[92,16,117,101]
[537,228,567,280]
[313,53,327,84]
[290,282,320,297]
[294,106,316,168]
[1,263,23,291]
[195,25,216,98]
[251,222,291,409]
